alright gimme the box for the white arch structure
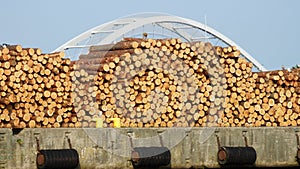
[54,13,267,71]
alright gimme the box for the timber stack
[0,45,90,128]
[75,38,300,127]
[0,37,299,128]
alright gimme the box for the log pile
[0,45,82,128]
[74,38,300,127]
[74,39,228,127]
[0,37,299,128]
[246,68,300,127]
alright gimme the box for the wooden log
[79,49,135,59]
[89,41,142,52]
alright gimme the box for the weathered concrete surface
[0,127,300,169]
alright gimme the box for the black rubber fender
[36,149,79,169]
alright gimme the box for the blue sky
[0,0,299,70]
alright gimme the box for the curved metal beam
[54,15,267,71]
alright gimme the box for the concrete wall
[0,127,300,169]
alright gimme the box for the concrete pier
[0,127,299,168]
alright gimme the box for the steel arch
[54,13,267,71]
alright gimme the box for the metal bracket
[158,134,164,147]
[215,130,249,148]
[215,131,221,149]
[34,133,40,152]
[295,131,300,163]
[128,130,166,149]
[296,132,300,150]
[65,132,72,149]
[242,131,248,147]
[127,130,134,151]
[157,130,165,147]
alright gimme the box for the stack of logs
[0,37,299,128]
[75,38,300,127]
[248,68,300,127]
[0,45,93,128]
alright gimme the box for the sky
[0,0,299,71]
